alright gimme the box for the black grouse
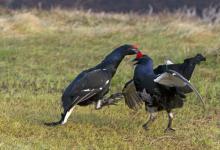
[45,44,140,126]
[154,53,206,93]
[122,52,206,132]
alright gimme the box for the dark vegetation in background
[1,0,220,16]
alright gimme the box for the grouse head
[194,53,206,64]
[115,44,140,55]
[133,52,153,65]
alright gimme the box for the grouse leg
[164,110,175,132]
[95,93,123,109]
[142,107,157,130]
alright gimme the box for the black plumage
[154,54,206,80]
[45,44,139,126]
[122,53,206,132]
[154,53,206,93]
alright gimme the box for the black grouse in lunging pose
[45,44,140,126]
[122,52,206,132]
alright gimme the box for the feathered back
[154,53,206,80]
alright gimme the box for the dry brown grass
[0,8,219,37]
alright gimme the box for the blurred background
[1,0,220,15]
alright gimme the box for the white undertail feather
[95,100,102,109]
[168,112,174,119]
[61,106,75,125]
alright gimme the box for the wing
[122,80,143,111]
[154,70,205,109]
[168,70,205,109]
[67,69,110,95]
[62,69,111,109]
[154,72,187,87]
[154,64,182,77]
[154,63,193,93]
[62,88,101,111]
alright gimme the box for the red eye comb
[136,51,143,59]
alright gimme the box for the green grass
[0,9,219,149]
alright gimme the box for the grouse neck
[183,59,196,80]
[98,50,126,76]
[102,51,125,73]
[137,59,155,75]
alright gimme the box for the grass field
[0,8,219,149]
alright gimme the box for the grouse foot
[44,121,62,126]
[142,124,150,130]
[102,93,123,107]
[164,127,176,133]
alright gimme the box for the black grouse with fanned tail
[122,52,206,132]
[45,44,140,126]
[154,53,206,93]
